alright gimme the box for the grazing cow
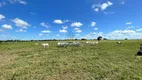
[41,43,49,48]
[57,42,68,48]
[71,42,82,46]
[86,41,99,46]
[58,42,82,48]
[116,41,121,45]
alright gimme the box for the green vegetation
[0,40,142,80]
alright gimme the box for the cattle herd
[38,41,142,56]
[40,41,122,48]
[40,41,99,48]
[57,42,82,48]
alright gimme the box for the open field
[0,40,142,80]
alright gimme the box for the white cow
[116,42,121,45]
[72,42,82,46]
[57,42,68,48]
[86,41,99,45]
[41,43,49,48]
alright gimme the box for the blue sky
[0,0,142,40]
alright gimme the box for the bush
[81,38,86,40]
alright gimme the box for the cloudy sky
[0,0,142,40]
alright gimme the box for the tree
[97,36,102,41]
[81,38,86,40]
[0,41,2,44]
[53,39,56,41]
[125,38,128,40]
[103,38,108,40]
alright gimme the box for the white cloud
[92,4,100,9]
[74,34,80,38]
[0,14,5,20]
[53,20,63,24]
[33,26,36,28]
[71,22,83,27]
[104,12,115,15]
[74,28,82,33]
[136,28,142,32]
[83,32,103,39]
[104,12,107,14]
[101,3,108,11]
[59,26,68,33]
[126,22,132,25]
[91,22,96,27]
[1,35,5,37]
[30,12,36,15]
[104,30,142,39]
[94,8,99,12]
[40,22,50,28]
[74,28,79,31]
[62,26,68,30]
[90,32,97,35]
[0,29,4,32]
[0,2,6,7]
[59,29,67,33]
[63,20,71,23]
[100,1,113,11]
[121,2,125,4]
[16,28,27,32]
[111,30,136,34]
[92,1,113,12]
[94,28,98,30]
[83,34,93,39]
[8,0,27,5]
[18,0,27,5]
[92,4,100,12]
[41,30,51,33]
[56,34,60,37]
[126,26,134,29]
[0,0,26,7]
[76,34,80,36]
[12,18,30,28]
[2,24,13,29]
[86,29,142,39]
[92,4,95,9]
[108,1,113,5]
[39,33,44,36]
[75,29,82,33]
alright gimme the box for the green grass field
[0,40,142,80]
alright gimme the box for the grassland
[0,40,142,80]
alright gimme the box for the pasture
[0,40,142,80]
